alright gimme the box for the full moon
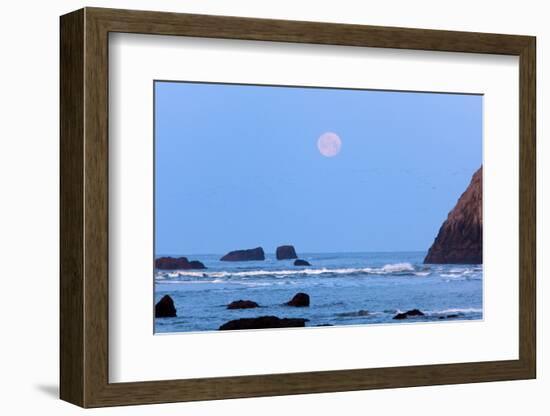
[317,132,342,157]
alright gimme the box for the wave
[375,307,482,319]
[336,309,371,317]
[380,262,414,272]
[330,308,482,321]
[440,273,482,281]
[159,279,277,287]
[155,262,419,280]
[429,308,483,314]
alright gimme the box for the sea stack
[276,245,298,260]
[220,247,265,261]
[424,167,482,264]
[155,256,206,270]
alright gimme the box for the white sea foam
[383,307,482,318]
[440,271,482,280]
[155,262,418,280]
[428,308,483,315]
[380,262,414,272]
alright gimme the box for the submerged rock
[227,300,260,309]
[337,309,369,317]
[220,247,265,261]
[393,309,424,320]
[294,259,311,266]
[438,313,462,319]
[424,167,482,264]
[155,295,177,318]
[218,316,308,330]
[286,292,310,307]
[155,256,206,270]
[276,245,298,260]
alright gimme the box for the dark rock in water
[294,259,311,266]
[155,256,206,270]
[424,167,482,264]
[286,292,310,307]
[393,309,425,320]
[227,300,259,310]
[220,247,265,261]
[276,245,298,260]
[188,260,207,269]
[218,316,308,330]
[316,324,334,327]
[439,313,460,320]
[155,295,176,318]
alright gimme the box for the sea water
[154,252,482,333]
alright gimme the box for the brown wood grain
[59,8,85,407]
[518,38,536,375]
[60,7,536,408]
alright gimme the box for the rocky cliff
[424,167,482,264]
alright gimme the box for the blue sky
[155,81,482,255]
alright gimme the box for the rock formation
[218,316,308,330]
[276,245,298,260]
[227,300,259,309]
[155,256,206,270]
[155,295,177,318]
[424,167,483,264]
[393,309,424,320]
[294,259,311,266]
[285,292,310,307]
[439,314,460,320]
[220,247,265,261]
[187,260,206,269]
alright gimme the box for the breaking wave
[156,262,419,280]
[428,308,483,315]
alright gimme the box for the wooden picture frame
[60,7,536,408]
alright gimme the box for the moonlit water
[154,252,482,333]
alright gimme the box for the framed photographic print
[60,7,536,407]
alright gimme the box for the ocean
[154,252,482,333]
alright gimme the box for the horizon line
[155,249,428,257]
